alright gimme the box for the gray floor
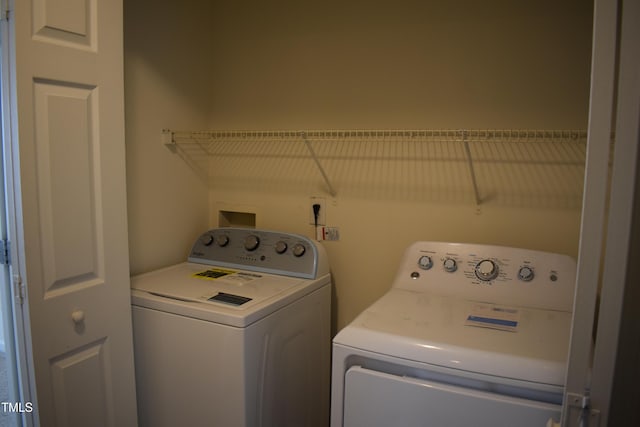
[0,352,18,427]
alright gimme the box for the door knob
[71,310,85,324]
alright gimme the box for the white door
[3,0,138,425]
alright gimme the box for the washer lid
[131,262,322,327]
[333,288,572,386]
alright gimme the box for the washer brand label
[222,271,262,285]
[193,268,236,280]
[236,272,261,278]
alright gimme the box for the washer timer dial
[243,235,260,251]
[475,259,499,281]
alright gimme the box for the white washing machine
[331,242,576,427]
[131,228,331,427]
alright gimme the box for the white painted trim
[590,0,640,422]
[562,0,619,425]
[0,1,38,425]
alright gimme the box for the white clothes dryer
[331,242,576,427]
[131,228,331,427]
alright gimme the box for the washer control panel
[395,242,576,312]
[189,228,320,279]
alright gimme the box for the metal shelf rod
[301,132,337,197]
[462,132,482,205]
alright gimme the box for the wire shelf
[163,128,589,207]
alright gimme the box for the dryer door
[343,366,560,427]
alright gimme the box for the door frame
[563,0,640,424]
[0,1,38,425]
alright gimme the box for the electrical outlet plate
[320,227,340,241]
[309,197,326,226]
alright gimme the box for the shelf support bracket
[462,131,482,205]
[301,132,337,197]
[162,129,176,150]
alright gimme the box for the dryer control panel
[188,228,327,279]
[396,242,576,312]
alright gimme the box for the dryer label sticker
[193,268,236,280]
[465,304,520,332]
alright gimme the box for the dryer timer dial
[475,259,499,281]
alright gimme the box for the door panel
[50,338,110,427]
[10,0,137,425]
[33,80,103,296]
[32,0,95,49]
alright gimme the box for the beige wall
[124,0,213,274]
[124,0,593,331]
[208,0,592,129]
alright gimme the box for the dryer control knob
[518,266,535,282]
[244,235,260,251]
[292,243,306,257]
[275,241,288,254]
[418,255,433,270]
[443,258,457,272]
[475,259,499,281]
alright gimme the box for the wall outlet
[309,197,326,226]
[320,227,340,241]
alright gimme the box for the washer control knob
[518,266,535,282]
[292,243,306,257]
[443,258,457,273]
[475,259,499,281]
[418,255,433,270]
[200,234,214,246]
[275,241,288,254]
[244,235,260,251]
[215,234,229,247]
